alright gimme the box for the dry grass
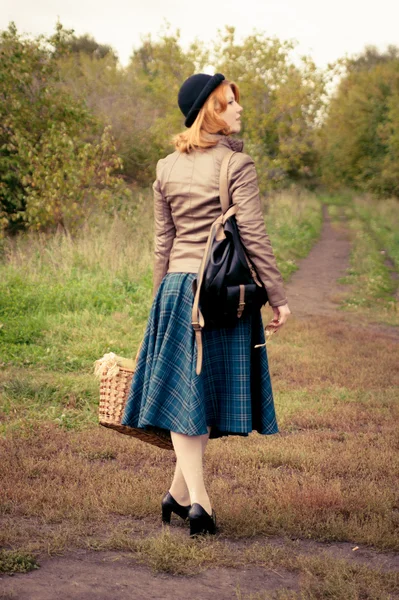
[239,544,399,599]
[1,200,154,284]
[268,314,399,393]
[1,315,398,564]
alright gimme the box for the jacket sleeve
[229,152,287,307]
[153,159,176,297]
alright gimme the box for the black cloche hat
[178,73,225,128]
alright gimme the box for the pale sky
[2,0,398,68]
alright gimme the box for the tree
[212,27,326,190]
[0,22,129,232]
[18,125,128,231]
[127,28,197,157]
[319,47,399,197]
[65,33,117,61]
[348,45,399,73]
[57,27,199,184]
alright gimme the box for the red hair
[173,80,240,153]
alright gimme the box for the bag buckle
[237,284,246,318]
[237,301,245,318]
[192,321,202,331]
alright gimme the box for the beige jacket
[153,135,287,307]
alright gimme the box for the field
[0,190,398,599]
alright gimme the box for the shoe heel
[162,505,172,524]
[188,504,217,537]
[161,492,190,524]
[189,517,204,537]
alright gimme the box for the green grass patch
[0,549,39,574]
[340,220,396,307]
[0,210,153,370]
[264,190,322,280]
[0,370,99,435]
[354,196,399,270]
[320,191,399,323]
[318,190,354,205]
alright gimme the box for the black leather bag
[191,150,268,374]
[200,207,267,328]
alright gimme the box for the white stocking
[170,428,211,514]
[169,462,190,505]
[169,429,210,505]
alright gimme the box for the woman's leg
[169,428,211,506]
[170,428,212,514]
[168,462,190,505]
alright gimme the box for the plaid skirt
[121,273,278,439]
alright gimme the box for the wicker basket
[94,352,173,450]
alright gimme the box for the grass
[354,196,399,270]
[264,189,322,280]
[238,546,399,600]
[0,316,398,558]
[0,189,322,372]
[0,549,39,574]
[1,189,398,595]
[95,530,399,599]
[0,371,98,434]
[320,192,399,326]
[235,552,399,599]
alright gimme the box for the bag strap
[191,151,236,376]
[219,150,235,213]
[219,150,263,287]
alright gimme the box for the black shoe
[188,503,217,537]
[161,492,191,524]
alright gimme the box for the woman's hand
[268,303,291,331]
[254,303,291,349]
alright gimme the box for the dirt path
[1,207,398,600]
[0,549,297,600]
[1,535,398,600]
[285,205,399,339]
[285,206,352,318]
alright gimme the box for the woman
[122,73,291,537]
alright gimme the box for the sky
[1,0,398,68]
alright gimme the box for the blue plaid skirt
[121,273,278,439]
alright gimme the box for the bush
[0,23,131,232]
